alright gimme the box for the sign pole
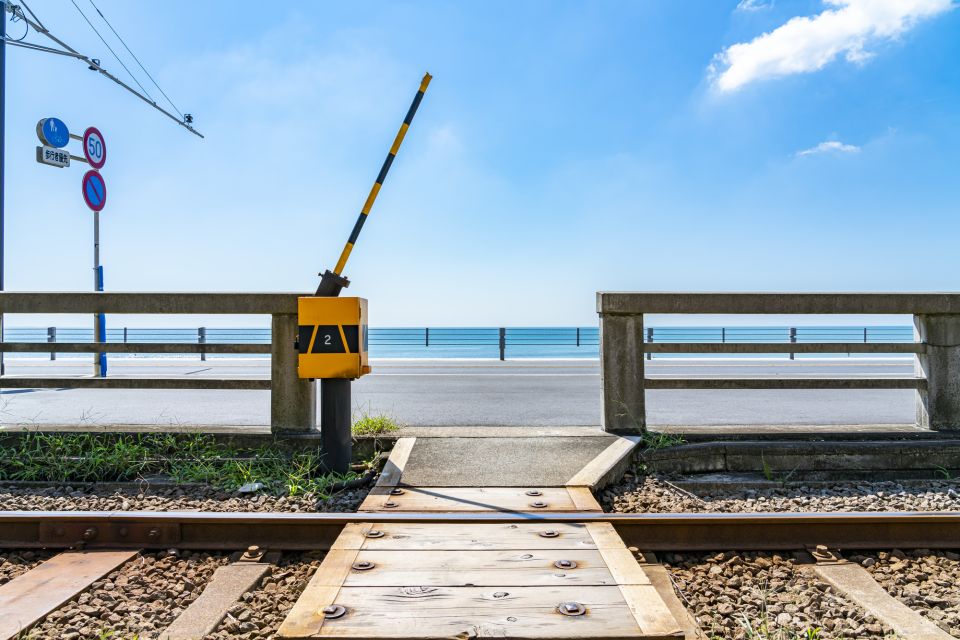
[93,209,102,377]
[1,2,7,377]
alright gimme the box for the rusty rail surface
[1,510,958,551]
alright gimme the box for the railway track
[1,509,959,639]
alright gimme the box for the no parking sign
[82,170,107,212]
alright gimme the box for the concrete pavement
[0,357,918,428]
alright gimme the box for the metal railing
[0,292,313,434]
[2,325,917,361]
[596,292,960,433]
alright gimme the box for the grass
[0,432,362,497]
[351,409,402,437]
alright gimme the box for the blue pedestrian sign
[82,170,107,212]
[36,117,70,148]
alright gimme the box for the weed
[352,409,401,437]
[640,432,685,451]
[0,432,360,497]
[934,465,952,480]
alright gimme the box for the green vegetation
[0,432,362,497]
[640,431,685,451]
[352,409,401,437]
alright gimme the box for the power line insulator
[88,57,100,70]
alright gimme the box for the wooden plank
[160,562,272,640]
[585,523,626,551]
[587,524,649,587]
[567,436,641,489]
[342,550,617,587]
[811,562,954,640]
[0,550,138,640]
[359,487,582,513]
[354,523,603,551]
[566,486,603,512]
[284,586,649,639]
[331,523,375,550]
[635,555,706,640]
[277,540,362,638]
[376,437,416,487]
[586,525,683,638]
[619,584,685,638]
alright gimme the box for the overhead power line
[2,0,202,138]
[69,0,154,102]
[86,0,184,120]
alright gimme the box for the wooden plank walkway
[278,522,682,639]
[280,437,682,639]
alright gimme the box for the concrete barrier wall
[0,292,315,434]
[596,292,960,434]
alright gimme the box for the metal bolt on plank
[558,602,586,616]
[322,604,347,619]
[389,488,405,496]
[554,559,577,570]
[539,530,560,538]
[525,490,542,497]
[529,501,548,509]
[365,529,384,538]
[383,501,399,509]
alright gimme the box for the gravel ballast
[664,550,894,639]
[0,483,369,513]
[0,548,53,586]
[209,552,324,639]
[856,549,960,638]
[604,475,960,513]
[28,550,227,639]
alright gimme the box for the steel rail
[1,510,958,551]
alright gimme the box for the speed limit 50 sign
[83,127,106,170]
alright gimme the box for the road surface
[0,358,917,427]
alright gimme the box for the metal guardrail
[2,325,916,361]
[596,292,960,433]
[0,292,313,433]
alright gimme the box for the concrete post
[270,313,317,433]
[600,312,646,434]
[915,314,960,431]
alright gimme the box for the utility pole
[1,1,8,377]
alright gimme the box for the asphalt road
[0,358,917,427]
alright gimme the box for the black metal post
[646,327,653,361]
[198,326,206,361]
[864,327,868,343]
[576,327,580,347]
[320,379,351,474]
[722,327,726,343]
[425,327,429,347]
[123,326,128,343]
[789,327,797,360]
[499,327,506,361]
[47,326,56,361]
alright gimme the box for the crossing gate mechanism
[297,297,369,379]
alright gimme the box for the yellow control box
[297,297,370,379]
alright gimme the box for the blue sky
[3,0,959,327]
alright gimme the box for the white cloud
[795,140,861,156]
[713,0,954,91]
[736,0,774,11]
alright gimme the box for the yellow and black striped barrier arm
[332,72,432,276]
